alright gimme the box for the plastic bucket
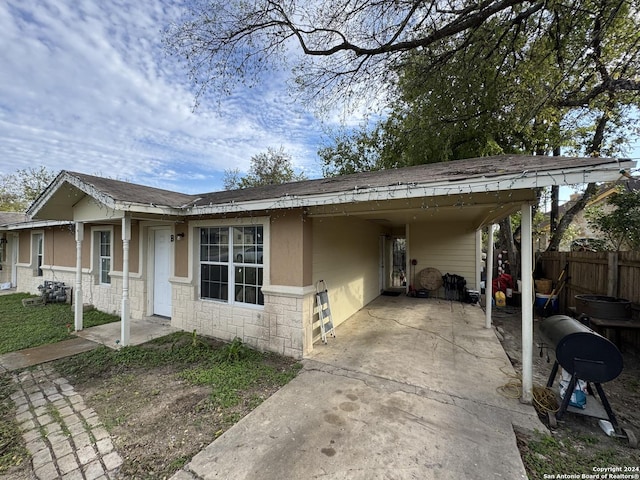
[535,293,558,315]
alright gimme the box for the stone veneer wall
[14,266,146,321]
[172,282,316,359]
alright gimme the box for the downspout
[485,224,495,329]
[121,215,131,346]
[520,203,534,404]
[74,223,84,331]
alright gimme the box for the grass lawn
[0,293,120,354]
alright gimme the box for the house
[4,155,636,402]
[537,176,640,251]
[0,211,28,287]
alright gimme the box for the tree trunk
[498,217,520,282]
[546,183,598,251]
[545,106,611,251]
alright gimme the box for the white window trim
[90,226,114,286]
[191,217,270,308]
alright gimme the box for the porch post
[475,229,482,301]
[121,215,131,346]
[521,203,534,404]
[74,223,84,331]
[485,224,495,329]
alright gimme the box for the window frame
[31,232,44,277]
[194,218,269,308]
[91,227,113,286]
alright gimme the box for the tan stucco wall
[409,221,477,291]
[174,227,189,278]
[130,221,140,275]
[18,231,30,264]
[312,216,385,334]
[270,208,311,287]
[47,226,75,268]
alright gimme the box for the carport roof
[27,155,635,222]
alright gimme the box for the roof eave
[3,220,73,230]
[187,159,635,216]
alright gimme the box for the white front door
[153,229,172,317]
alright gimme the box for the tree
[317,0,640,260]
[169,0,640,262]
[166,0,640,109]
[0,167,57,212]
[586,187,640,250]
[223,147,307,189]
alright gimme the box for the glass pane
[200,264,228,301]
[234,227,243,245]
[245,267,257,285]
[101,258,111,284]
[218,228,229,246]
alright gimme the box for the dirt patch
[1,334,301,480]
[492,307,640,478]
[81,352,299,478]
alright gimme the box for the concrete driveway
[172,296,545,480]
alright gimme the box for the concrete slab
[75,316,179,349]
[0,316,179,372]
[174,296,546,480]
[0,338,99,372]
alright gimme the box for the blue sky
[0,0,334,194]
[1,1,638,200]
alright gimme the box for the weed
[167,456,189,471]
[215,337,253,363]
[0,374,29,474]
[518,429,638,479]
[46,404,70,437]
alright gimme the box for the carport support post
[521,203,534,404]
[121,215,131,347]
[74,222,84,332]
[485,224,495,329]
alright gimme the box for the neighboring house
[538,177,640,251]
[0,211,28,287]
[5,155,634,361]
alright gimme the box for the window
[200,225,264,305]
[96,230,111,285]
[33,233,43,277]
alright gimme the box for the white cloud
[0,0,330,194]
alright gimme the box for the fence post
[559,252,567,312]
[607,252,619,298]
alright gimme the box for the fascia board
[4,220,73,230]
[188,160,635,216]
[111,201,184,216]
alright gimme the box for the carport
[176,296,546,479]
[304,156,636,404]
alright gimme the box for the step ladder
[316,280,335,344]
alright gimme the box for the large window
[97,230,111,285]
[200,225,264,305]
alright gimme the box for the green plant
[215,337,252,363]
[0,374,29,474]
[518,429,636,479]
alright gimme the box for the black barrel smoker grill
[539,315,637,447]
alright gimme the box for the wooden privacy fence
[537,251,640,349]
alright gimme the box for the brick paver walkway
[10,365,123,480]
